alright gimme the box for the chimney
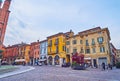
[37,40,39,42]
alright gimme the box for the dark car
[62,63,71,67]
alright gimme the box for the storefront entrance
[93,59,97,68]
[98,57,107,66]
[54,55,60,65]
[66,55,70,63]
[48,56,53,65]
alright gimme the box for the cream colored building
[66,27,111,67]
[116,49,120,62]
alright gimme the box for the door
[98,57,107,66]
[93,59,97,67]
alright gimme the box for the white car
[38,62,42,66]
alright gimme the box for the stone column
[60,58,63,67]
[47,56,49,65]
[33,58,35,65]
[52,58,54,65]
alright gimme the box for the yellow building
[15,43,30,64]
[25,44,30,64]
[66,27,111,67]
[47,31,74,66]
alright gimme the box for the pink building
[30,40,40,65]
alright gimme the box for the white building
[39,40,48,65]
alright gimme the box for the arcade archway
[54,55,60,65]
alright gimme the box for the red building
[30,40,40,65]
[3,44,19,64]
[110,43,117,65]
[0,0,11,49]
[3,43,31,65]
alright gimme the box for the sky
[2,0,120,48]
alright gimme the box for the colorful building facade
[47,30,74,66]
[66,27,111,67]
[116,49,120,62]
[3,43,30,65]
[3,45,19,64]
[30,40,40,65]
[110,43,117,65]
[39,40,47,65]
[16,43,30,64]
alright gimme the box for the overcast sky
[3,0,120,48]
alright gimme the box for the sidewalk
[0,66,35,79]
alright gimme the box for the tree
[72,52,84,64]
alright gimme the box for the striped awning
[39,59,46,61]
[84,57,91,60]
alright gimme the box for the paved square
[0,66,120,81]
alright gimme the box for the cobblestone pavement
[0,66,120,81]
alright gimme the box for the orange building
[30,40,40,65]
[0,0,11,49]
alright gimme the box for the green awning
[0,50,3,53]
[0,0,2,3]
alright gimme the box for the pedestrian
[108,64,112,70]
[102,62,105,70]
[110,65,112,70]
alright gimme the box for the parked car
[62,63,71,67]
[1,61,9,65]
[38,62,42,66]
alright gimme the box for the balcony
[55,50,59,54]
[54,41,59,45]
[98,41,103,44]
[48,51,56,55]
[91,42,95,46]
[48,43,52,47]
[86,43,89,46]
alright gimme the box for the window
[63,46,65,51]
[85,48,90,54]
[100,46,105,53]
[44,48,46,53]
[92,48,96,53]
[72,40,77,44]
[80,48,84,53]
[50,48,51,53]
[55,38,59,45]
[73,48,77,53]
[66,41,70,45]
[49,40,52,46]
[38,51,39,55]
[86,40,89,46]
[56,46,58,53]
[97,37,104,44]
[80,40,83,44]
[92,39,95,45]
[67,48,69,53]
[64,46,66,51]
[40,48,42,54]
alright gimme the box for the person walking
[108,64,112,70]
[102,62,105,70]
